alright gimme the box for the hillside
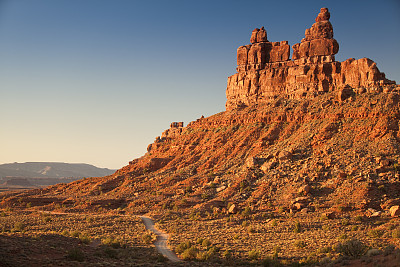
[1,7,400,266]
[0,162,115,179]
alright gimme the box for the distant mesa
[0,162,115,179]
[226,7,397,110]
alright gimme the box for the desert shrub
[335,239,367,258]
[293,221,302,233]
[196,251,208,261]
[353,215,363,222]
[197,247,217,261]
[248,249,260,260]
[71,230,80,238]
[339,234,348,240]
[181,247,198,260]
[208,245,219,254]
[196,237,204,244]
[367,228,385,238]
[79,233,91,244]
[202,239,211,247]
[320,213,328,221]
[176,241,192,254]
[392,228,400,238]
[242,206,252,217]
[272,246,281,259]
[41,214,52,223]
[142,233,153,244]
[12,222,25,232]
[247,226,255,233]
[341,218,350,226]
[66,248,85,262]
[271,219,278,227]
[222,249,232,259]
[61,230,69,236]
[103,237,121,248]
[294,240,306,249]
[317,246,332,254]
[393,163,400,173]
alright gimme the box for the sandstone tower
[226,8,396,110]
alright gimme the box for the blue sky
[1,0,399,169]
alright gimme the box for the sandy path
[31,210,181,261]
[140,216,181,262]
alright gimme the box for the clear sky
[1,0,399,169]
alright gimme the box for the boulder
[260,160,278,173]
[294,202,304,210]
[228,204,238,214]
[337,87,354,102]
[298,185,310,195]
[390,205,400,217]
[278,150,293,161]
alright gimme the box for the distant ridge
[0,162,115,179]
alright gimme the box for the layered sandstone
[226,8,396,110]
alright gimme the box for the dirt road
[140,216,181,262]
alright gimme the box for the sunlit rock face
[226,8,396,110]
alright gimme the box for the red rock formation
[250,27,268,43]
[226,8,396,110]
[293,7,338,59]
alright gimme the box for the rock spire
[226,8,396,110]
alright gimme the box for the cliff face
[226,8,396,110]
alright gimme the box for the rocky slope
[1,7,399,219]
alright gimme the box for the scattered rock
[381,199,400,210]
[370,211,382,217]
[298,185,310,195]
[260,160,278,173]
[300,208,309,214]
[380,159,390,167]
[278,150,293,161]
[228,204,238,214]
[322,211,335,219]
[295,196,309,202]
[389,205,400,217]
[245,157,267,168]
[294,202,304,210]
[337,87,354,102]
[216,185,226,192]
